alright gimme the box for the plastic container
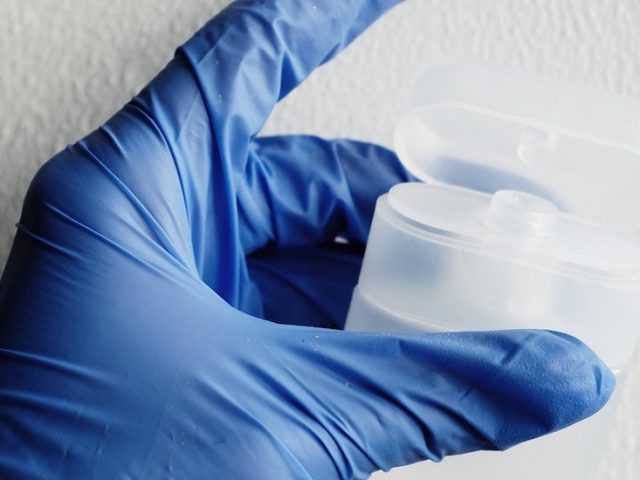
[344,63,640,479]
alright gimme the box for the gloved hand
[0,1,614,479]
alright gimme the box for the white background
[1,1,639,477]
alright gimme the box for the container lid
[387,183,640,284]
[394,62,640,235]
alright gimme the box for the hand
[0,1,614,479]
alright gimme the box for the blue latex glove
[0,1,614,479]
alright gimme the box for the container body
[347,187,640,368]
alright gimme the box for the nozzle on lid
[488,190,559,236]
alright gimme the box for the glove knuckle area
[20,147,132,242]
[17,140,197,279]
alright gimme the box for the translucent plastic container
[344,63,640,479]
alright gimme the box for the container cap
[387,183,640,284]
[394,62,640,234]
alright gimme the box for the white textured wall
[1,0,639,478]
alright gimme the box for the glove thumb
[274,327,614,478]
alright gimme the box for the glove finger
[270,327,615,478]
[176,0,405,179]
[247,244,364,329]
[238,135,413,255]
